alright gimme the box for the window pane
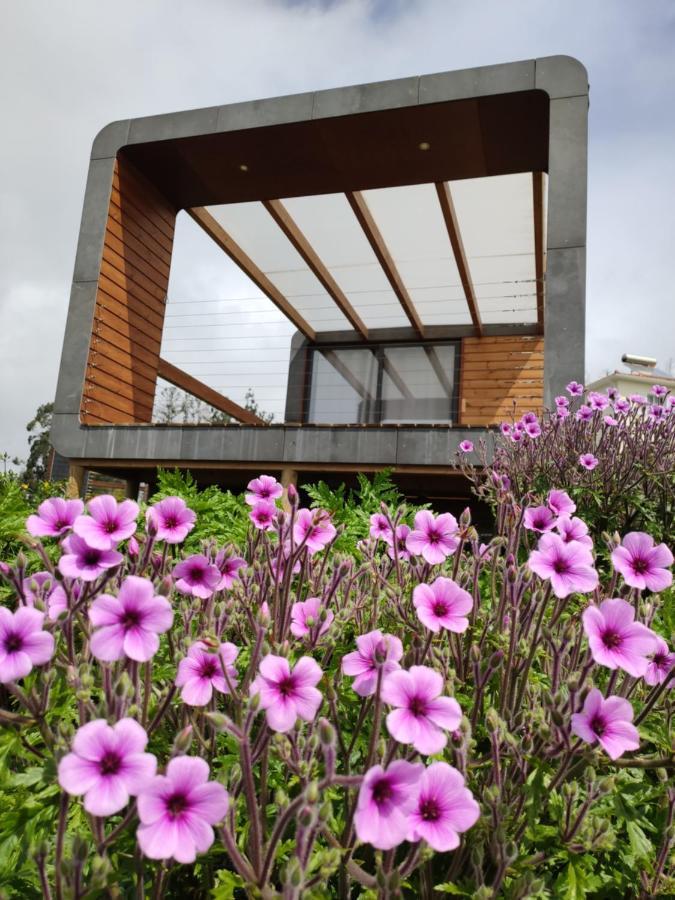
[381,344,456,423]
[307,348,379,424]
[305,342,457,425]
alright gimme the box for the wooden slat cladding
[459,335,544,426]
[81,158,176,424]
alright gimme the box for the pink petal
[73,516,112,551]
[112,718,149,754]
[123,628,159,662]
[598,598,636,630]
[13,606,46,636]
[180,677,214,706]
[259,655,290,683]
[84,775,129,816]
[137,777,172,823]
[173,816,210,862]
[292,685,322,721]
[90,624,126,661]
[188,781,229,824]
[137,817,179,860]
[58,753,100,795]
[412,818,460,851]
[412,717,447,755]
[381,670,414,706]
[600,720,640,759]
[119,753,157,794]
[265,697,298,732]
[73,720,112,760]
[292,656,322,688]
[140,596,173,633]
[166,756,210,792]
[89,595,123,627]
[21,629,54,666]
[426,696,462,730]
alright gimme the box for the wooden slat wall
[459,335,544,426]
[80,158,176,424]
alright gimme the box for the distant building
[586,360,675,401]
[51,56,589,507]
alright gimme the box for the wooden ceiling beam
[533,171,545,333]
[187,207,316,341]
[157,358,265,425]
[263,199,369,339]
[346,191,425,338]
[435,182,483,336]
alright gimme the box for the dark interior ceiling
[121,90,549,210]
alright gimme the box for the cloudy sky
[1,0,674,463]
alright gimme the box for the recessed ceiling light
[239,163,249,172]
[418,141,431,151]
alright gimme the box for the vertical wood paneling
[459,335,544,426]
[80,157,176,424]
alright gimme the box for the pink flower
[571,689,639,760]
[89,576,173,663]
[73,495,138,550]
[369,513,391,541]
[270,543,301,579]
[405,511,459,565]
[521,412,538,425]
[22,573,70,621]
[137,756,229,863]
[407,763,480,851]
[644,636,675,686]
[413,578,472,633]
[342,629,403,697]
[173,555,222,599]
[579,453,599,470]
[614,397,631,413]
[250,500,277,531]
[500,422,512,436]
[245,474,283,507]
[58,718,156,816]
[652,384,668,398]
[649,404,666,421]
[293,508,336,554]
[57,534,123,582]
[0,607,54,683]
[458,440,474,453]
[511,429,524,443]
[176,641,238,706]
[527,534,598,598]
[588,391,609,410]
[251,655,322,732]
[385,524,412,561]
[555,395,569,408]
[524,421,541,438]
[290,597,334,639]
[382,666,461,755]
[566,380,584,396]
[146,497,196,544]
[556,516,593,548]
[630,393,647,405]
[557,406,570,420]
[611,532,673,592]
[354,760,422,850]
[575,406,593,422]
[523,505,557,533]
[547,490,576,517]
[582,598,658,677]
[604,415,618,427]
[215,552,247,590]
[26,497,83,538]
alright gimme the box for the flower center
[409,696,428,718]
[601,630,622,650]
[277,675,296,697]
[653,653,667,667]
[4,632,22,653]
[632,558,648,574]
[433,601,448,618]
[165,516,178,529]
[419,797,440,821]
[55,521,67,531]
[427,529,440,545]
[200,657,219,679]
[166,792,188,818]
[190,567,204,583]
[590,715,606,737]
[553,559,569,575]
[105,521,117,534]
[122,609,141,629]
[83,550,100,566]
[99,751,121,776]
[371,778,392,806]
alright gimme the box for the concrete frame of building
[50,55,589,492]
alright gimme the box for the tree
[22,402,54,484]
[244,388,274,424]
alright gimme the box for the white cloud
[1,0,674,461]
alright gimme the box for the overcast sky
[1,0,674,463]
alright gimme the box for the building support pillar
[66,464,86,499]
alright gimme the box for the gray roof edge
[88,55,587,159]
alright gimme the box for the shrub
[0,465,673,897]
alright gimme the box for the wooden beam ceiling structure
[187,207,317,341]
[533,171,546,333]
[346,191,425,338]
[434,181,483,336]
[262,199,369,339]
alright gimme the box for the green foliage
[150,469,250,549]
[302,469,423,551]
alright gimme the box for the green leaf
[626,821,653,862]
[211,868,245,898]
[434,883,471,895]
